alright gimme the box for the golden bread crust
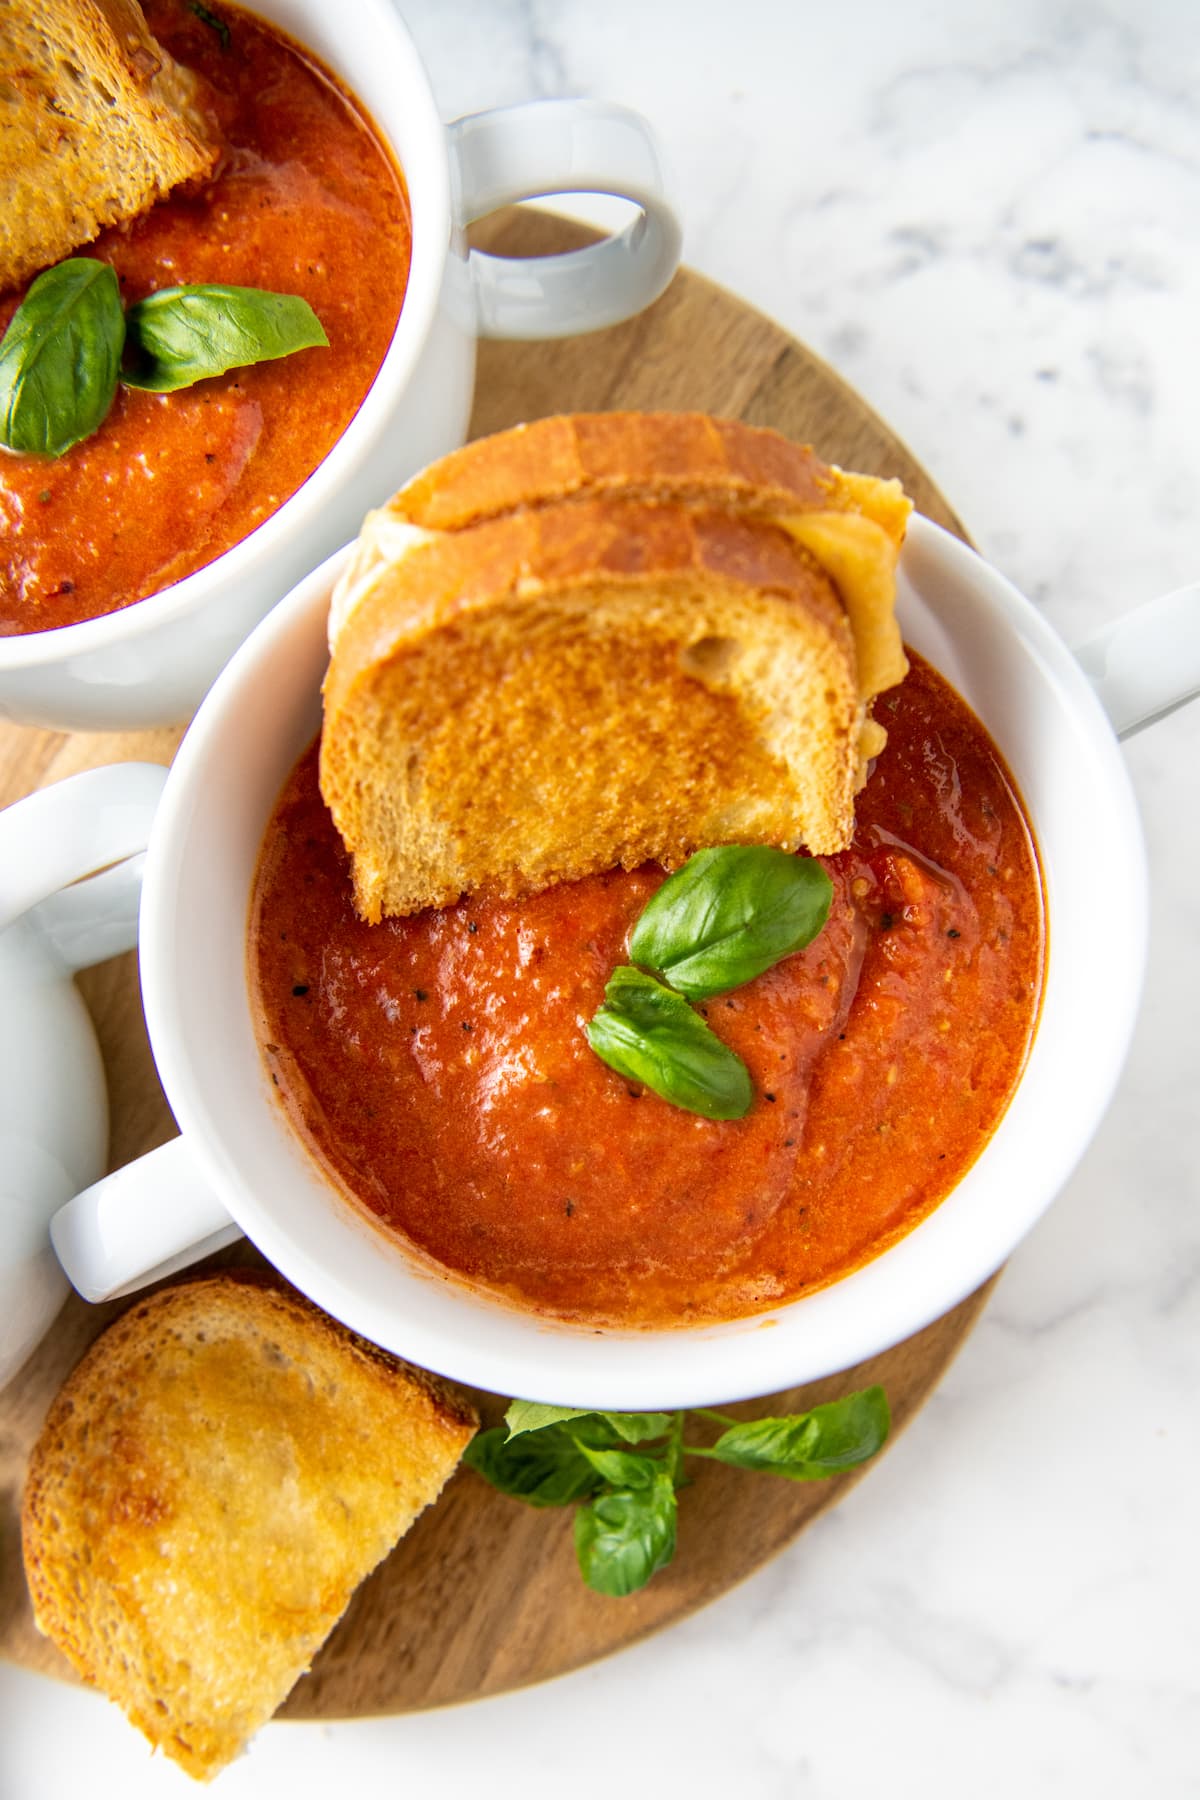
[387,411,842,531]
[0,0,219,293]
[21,1273,476,1781]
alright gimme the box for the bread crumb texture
[0,0,219,292]
[21,1274,477,1781]
[321,412,912,921]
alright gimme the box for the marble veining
[1,3,1197,1795]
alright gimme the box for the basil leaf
[706,1386,890,1480]
[629,845,834,1001]
[585,966,753,1120]
[0,258,125,457]
[504,1401,596,1439]
[601,1411,674,1443]
[188,0,231,46]
[573,1442,661,1489]
[504,1402,675,1443]
[574,1468,678,1597]
[463,1420,610,1507]
[123,284,327,392]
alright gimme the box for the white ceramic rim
[138,515,1149,1407]
[0,0,447,673]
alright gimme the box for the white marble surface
[3,1,1199,1793]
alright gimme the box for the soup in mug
[248,653,1045,1329]
[0,0,411,635]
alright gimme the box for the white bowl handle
[0,762,167,942]
[1075,582,1200,739]
[448,98,682,339]
[51,1134,240,1303]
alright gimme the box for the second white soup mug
[14,526,1200,1409]
[0,0,681,731]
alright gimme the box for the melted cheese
[777,511,909,703]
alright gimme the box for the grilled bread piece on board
[321,412,912,923]
[22,1275,477,1781]
[0,0,219,294]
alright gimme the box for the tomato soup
[0,0,411,635]
[249,656,1044,1328]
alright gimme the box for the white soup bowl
[0,0,680,731]
[11,518,1189,1407]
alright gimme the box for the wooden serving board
[0,211,982,1716]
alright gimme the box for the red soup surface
[0,0,411,635]
[249,654,1045,1329]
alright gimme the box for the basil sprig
[464,1415,614,1508]
[575,1465,679,1598]
[505,1401,674,1442]
[463,1388,890,1597]
[0,259,125,457]
[693,1389,891,1480]
[124,285,327,392]
[585,965,753,1121]
[629,845,833,1001]
[583,844,833,1119]
[188,0,231,46]
[0,256,328,458]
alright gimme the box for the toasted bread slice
[321,414,912,923]
[0,1,219,294]
[323,497,863,921]
[22,1275,477,1781]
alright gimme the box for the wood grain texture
[0,210,986,1717]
